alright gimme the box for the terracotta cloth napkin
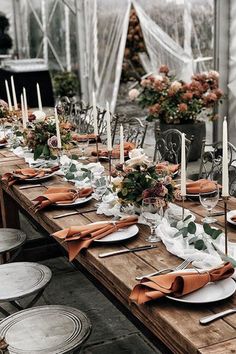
[72,133,97,141]
[32,186,93,212]
[91,142,136,158]
[156,162,179,174]
[130,262,234,304]
[52,215,138,261]
[2,166,59,187]
[186,179,220,194]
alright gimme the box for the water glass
[141,197,163,243]
[91,174,108,204]
[79,138,89,160]
[199,181,219,224]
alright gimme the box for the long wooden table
[0,153,236,354]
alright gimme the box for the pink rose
[128,89,139,101]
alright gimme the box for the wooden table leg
[0,187,20,229]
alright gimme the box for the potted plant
[52,71,79,99]
[128,65,223,161]
[0,14,12,54]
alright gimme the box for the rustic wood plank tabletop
[0,147,235,354]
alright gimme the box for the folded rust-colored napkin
[72,133,97,142]
[33,186,93,212]
[186,179,219,194]
[91,142,136,158]
[130,262,234,304]
[2,166,59,187]
[52,215,138,261]
[156,162,179,175]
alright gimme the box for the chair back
[113,116,148,148]
[199,139,236,195]
[153,122,193,164]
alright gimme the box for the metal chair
[153,121,193,164]
[0,229,26,264]
[198,139,236,195]
[0,305,91,353]
[0,262,52,317]
[113,116,148,148]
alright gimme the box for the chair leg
[24,288,45,309]
[0,306,10,317]
[9,301,23,311]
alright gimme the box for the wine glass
[79,138,89,160]
[91,174,108,205]
[141,197,163,243]
[199,181,219,224]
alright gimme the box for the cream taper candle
[222,117,229,197]
[106,102,112,151]
[23,87,28,123]
[36,83,43,111]
[180,133,186,196]
[120,125,124,164]
[55,107,62,149]
[5,80,13,111]
[11,76,18,110]
[92,91,98,135]
[21,94,26,129]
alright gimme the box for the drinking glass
[141,197,163,243]
[91,174,108,205]
[199,181,219,223]
[79,138,89,160]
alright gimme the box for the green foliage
[53,72,79,98]
[116,164,175,206]
[174,219,223,251]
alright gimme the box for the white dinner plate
[227,210,236,226]
[93,223,139,243]
[13,171,56,183]
[55,195,93,207]
[167,269,236,304]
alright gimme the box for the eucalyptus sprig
[172,215,223,251]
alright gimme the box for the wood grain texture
[0,155,236,354]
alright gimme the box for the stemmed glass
[199,181,219,224]
[141,197,163,243]
[91,174,108,205]
[79,138,89,160]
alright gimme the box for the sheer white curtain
[133,0,194,81]
[75,0,131,112]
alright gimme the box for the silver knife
[53,209,97,219]
[19,184,42,190]
[98,245,157,258]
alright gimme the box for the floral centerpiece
[0,99,9,118]
[129,65,223,124]
[24,118,75,160]
[113,149,177,208]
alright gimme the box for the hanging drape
[132,0,194,81]
[75,0,131,112]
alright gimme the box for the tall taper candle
[21,94,26,129]
[92,91,98,135]
[11,76,18,110]
[120,125,124,164]
[222,117,229,197]
[180,133,186,196]
[106,102,112,151]
[55,107,62,149]
[23,87,28,123]
[36,83,43,111]
[5,80,13,111]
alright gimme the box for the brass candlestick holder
[108,150,112,183]
[223,196,229,255]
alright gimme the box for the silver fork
[135,258,192,281]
